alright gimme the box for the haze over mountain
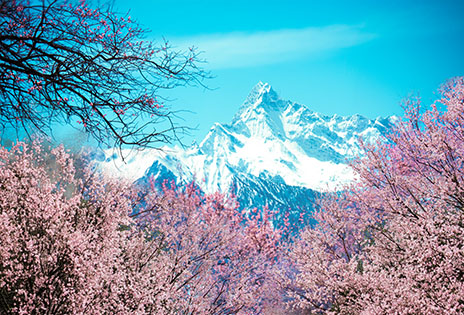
[98,82,395,213]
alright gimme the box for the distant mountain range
[97,82,395,218]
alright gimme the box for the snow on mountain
[98,82,394,213]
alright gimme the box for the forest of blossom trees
[0,141,285,313]
[1,0,464,314]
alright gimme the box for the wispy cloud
[172,25,376,69]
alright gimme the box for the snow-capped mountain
[98,82,394,213]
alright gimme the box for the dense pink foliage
[289,77,464,313]
[0,141,283,314]
[133,182,284,314]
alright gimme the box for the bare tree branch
[0,0,210,152]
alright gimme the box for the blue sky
[113,0,464,145]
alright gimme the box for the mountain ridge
[98,82,395,213]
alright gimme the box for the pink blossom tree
[0,0,209,149]
[289,77,464,314]
[132,182,285,314]
[0,140,284,314]
[0,140,139,313]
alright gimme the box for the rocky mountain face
[98,82,394,218]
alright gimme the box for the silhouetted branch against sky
[0,0,210,153]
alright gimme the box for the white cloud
[172,25,376,69]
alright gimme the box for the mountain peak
[244,81,279,107]
[251,81,273,94]
[232,82,282,125]
[98,82,392,213]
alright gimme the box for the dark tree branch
[0,0,210,153]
